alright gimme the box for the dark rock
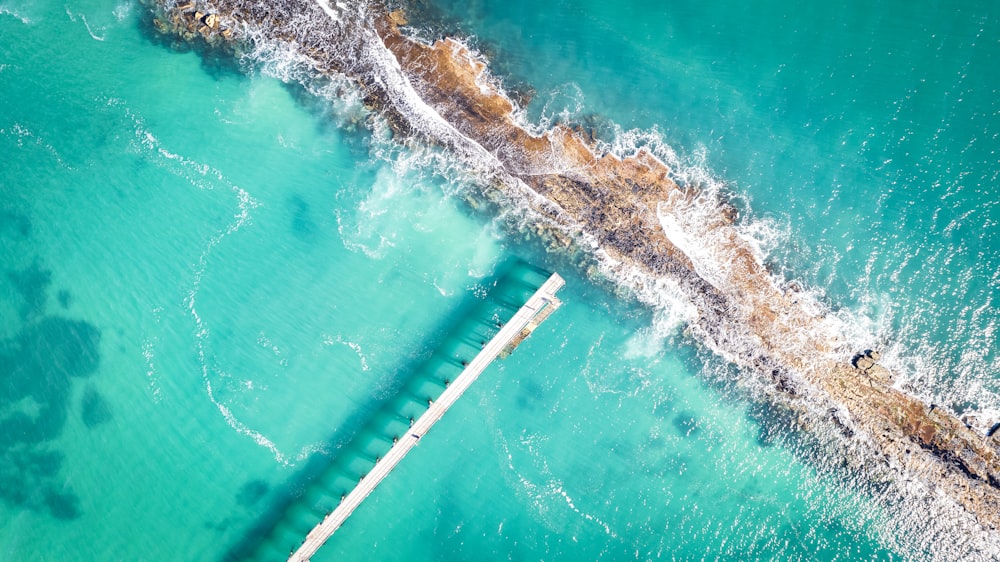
[987,422,1000,438]
[853,354,875,372]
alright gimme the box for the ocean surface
[0,0,997,560]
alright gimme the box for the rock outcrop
[853,349,893,383]
[147,1,234,48]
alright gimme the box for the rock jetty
[142,0,1000,546]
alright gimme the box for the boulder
[960,414,985,432]
[854,354,875,372]
[867,365,892,384]
[388,9,408,26]
[868,349,881,362]
[205,14,219,29]
[987,421,1000,439]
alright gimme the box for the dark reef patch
[0,209,32,238]
[81,386,113,428]
[57,289,72,309]
[746,400,805,450]
[288,194,318,242]
[514,379,546,413]
[672,411,701,438]
[0,257,103,520]
[7,261,52,322]
[0,446,81,521]
[44,489,81,521]
[237,479,269,507]
[0,408,68,446]
[22,317,102,382]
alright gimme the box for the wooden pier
[287,273,565,562]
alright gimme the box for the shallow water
[0,0,996,560]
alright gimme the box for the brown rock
[388,9,407,27]
[855,355,875,372]
[205,14,219,29]
[868,365,892,384]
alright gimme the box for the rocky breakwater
[148,1,234,44]
[145,0,1000,545]
[372,12,1000,537]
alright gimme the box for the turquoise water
[0,0,996,561]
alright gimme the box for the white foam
[112,98,298,463]
[322,333,371,372]
[183,185,292,465]
[552,485,619,539]
[431,279,452,297]
[256,332,283,358]
[524,82,586,135]
[141,336,163,402]
[0,5,31,24]
[314,0,342,22]
[64,7,106,41]
[112,0,130,22]
[80,13,105,41]
[2,122,72,168]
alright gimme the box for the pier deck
[287,273,565,562]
